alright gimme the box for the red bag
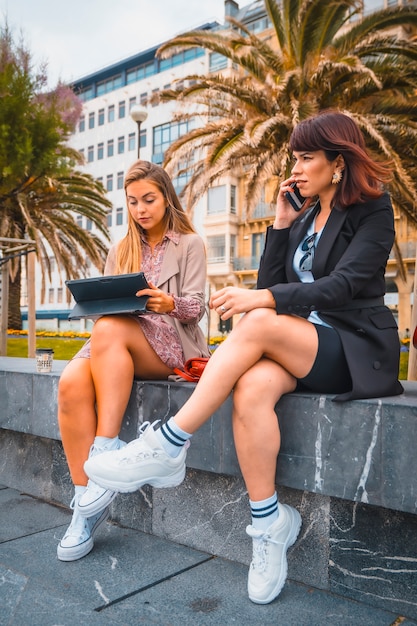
[173,357,209,382]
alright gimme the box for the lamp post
[130,104,148,158]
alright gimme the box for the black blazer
[257,192,403,401]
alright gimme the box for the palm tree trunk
[407,244,417,380]
[8,262,22,330]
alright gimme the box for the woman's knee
[58,360,94,414]
[91,315,137,350]
[233,360,295,415]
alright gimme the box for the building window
[208,185,226,215]
[118,101,125,118]
[97,142,104,160]
[96,74,122,96]
[76,215,82,227]
[230,234,236,261]
[79,116,85,132]
[107,139,114,157]
[107,209,112,227]
[126,61,155,84]
[209,52,228,72]
[230,185,237,214]
[86,219,93,231]
[252,232,265,260]
[98,108,105,125]
[129,96,136,109]
[48,288,54,304]
[88,112,95,129]
[106,174,113,192]
[116,207,123,225]
[117,171,124,189]
[118,136,125,154]
[153,120,193,164]
[57,288,63,304]
[151,88,159,106]
[207,235,226,263]
[108,105,115,122]
[140,92,147,105]
[140,128,147,149]
[87,145,94,162]
[128,132,136,152]
[79,148,85,159]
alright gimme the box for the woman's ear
[336,155,345,173]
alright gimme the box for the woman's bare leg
[232,358,295,501]
[58,358,97,486]
[90,315,173,437]
[174,309,318,433]
[58,315,172,485]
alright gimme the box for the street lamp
[130,104,148,158]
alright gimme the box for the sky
[0,0,226,86]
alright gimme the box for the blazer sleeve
[259,194,395,315]
[174,234,207,323]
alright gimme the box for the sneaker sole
[77,490,118,518]
[85,465,186,493]
[248,505,302,605]
[57,507,109,562]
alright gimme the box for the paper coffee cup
[35,348,54,373]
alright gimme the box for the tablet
[66,272,150,320]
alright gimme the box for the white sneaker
[78,438,126,517]
[84,421,188,493]
[246,503,302,604]
[57,494,109,562]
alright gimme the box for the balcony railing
[233,256,260,271]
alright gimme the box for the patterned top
[74,230,202,370]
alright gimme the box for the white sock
[155,417,192,458]
[93,435,120,450]
[74,484,86,496]
[250,492,279,531]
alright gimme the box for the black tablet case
[66,273,150,320]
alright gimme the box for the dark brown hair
[289,111,392,209]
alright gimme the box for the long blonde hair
[116,160,195,273]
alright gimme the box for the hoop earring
[332,171,343,185]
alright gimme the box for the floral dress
[74,231,201,370]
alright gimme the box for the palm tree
[0,25,112,329]
[2,166,111,328]
[155,0,417,223]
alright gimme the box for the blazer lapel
[157,239,180,287]
[286,203,320,280]
[313,207,348,276]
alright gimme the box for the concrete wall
[1,357,417,619]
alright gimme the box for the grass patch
[7,336,87,360]
[6,336,410,379]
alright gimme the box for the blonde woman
[57,160,209,561]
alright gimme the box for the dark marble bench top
[1,357,416,515]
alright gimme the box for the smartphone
[285,182,307,212]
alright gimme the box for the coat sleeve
[169,234,207,324]
[261,195,395,315]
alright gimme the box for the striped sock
[250,492,279,531]
[156,417,192,458]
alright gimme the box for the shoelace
[117,421,156,461]
[64,496,87,537]
[248,529,281,572]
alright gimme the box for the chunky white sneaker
[78,438,126,517]
[246,503,302,604]
[84,421,188,493]
[57,494,109,562]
